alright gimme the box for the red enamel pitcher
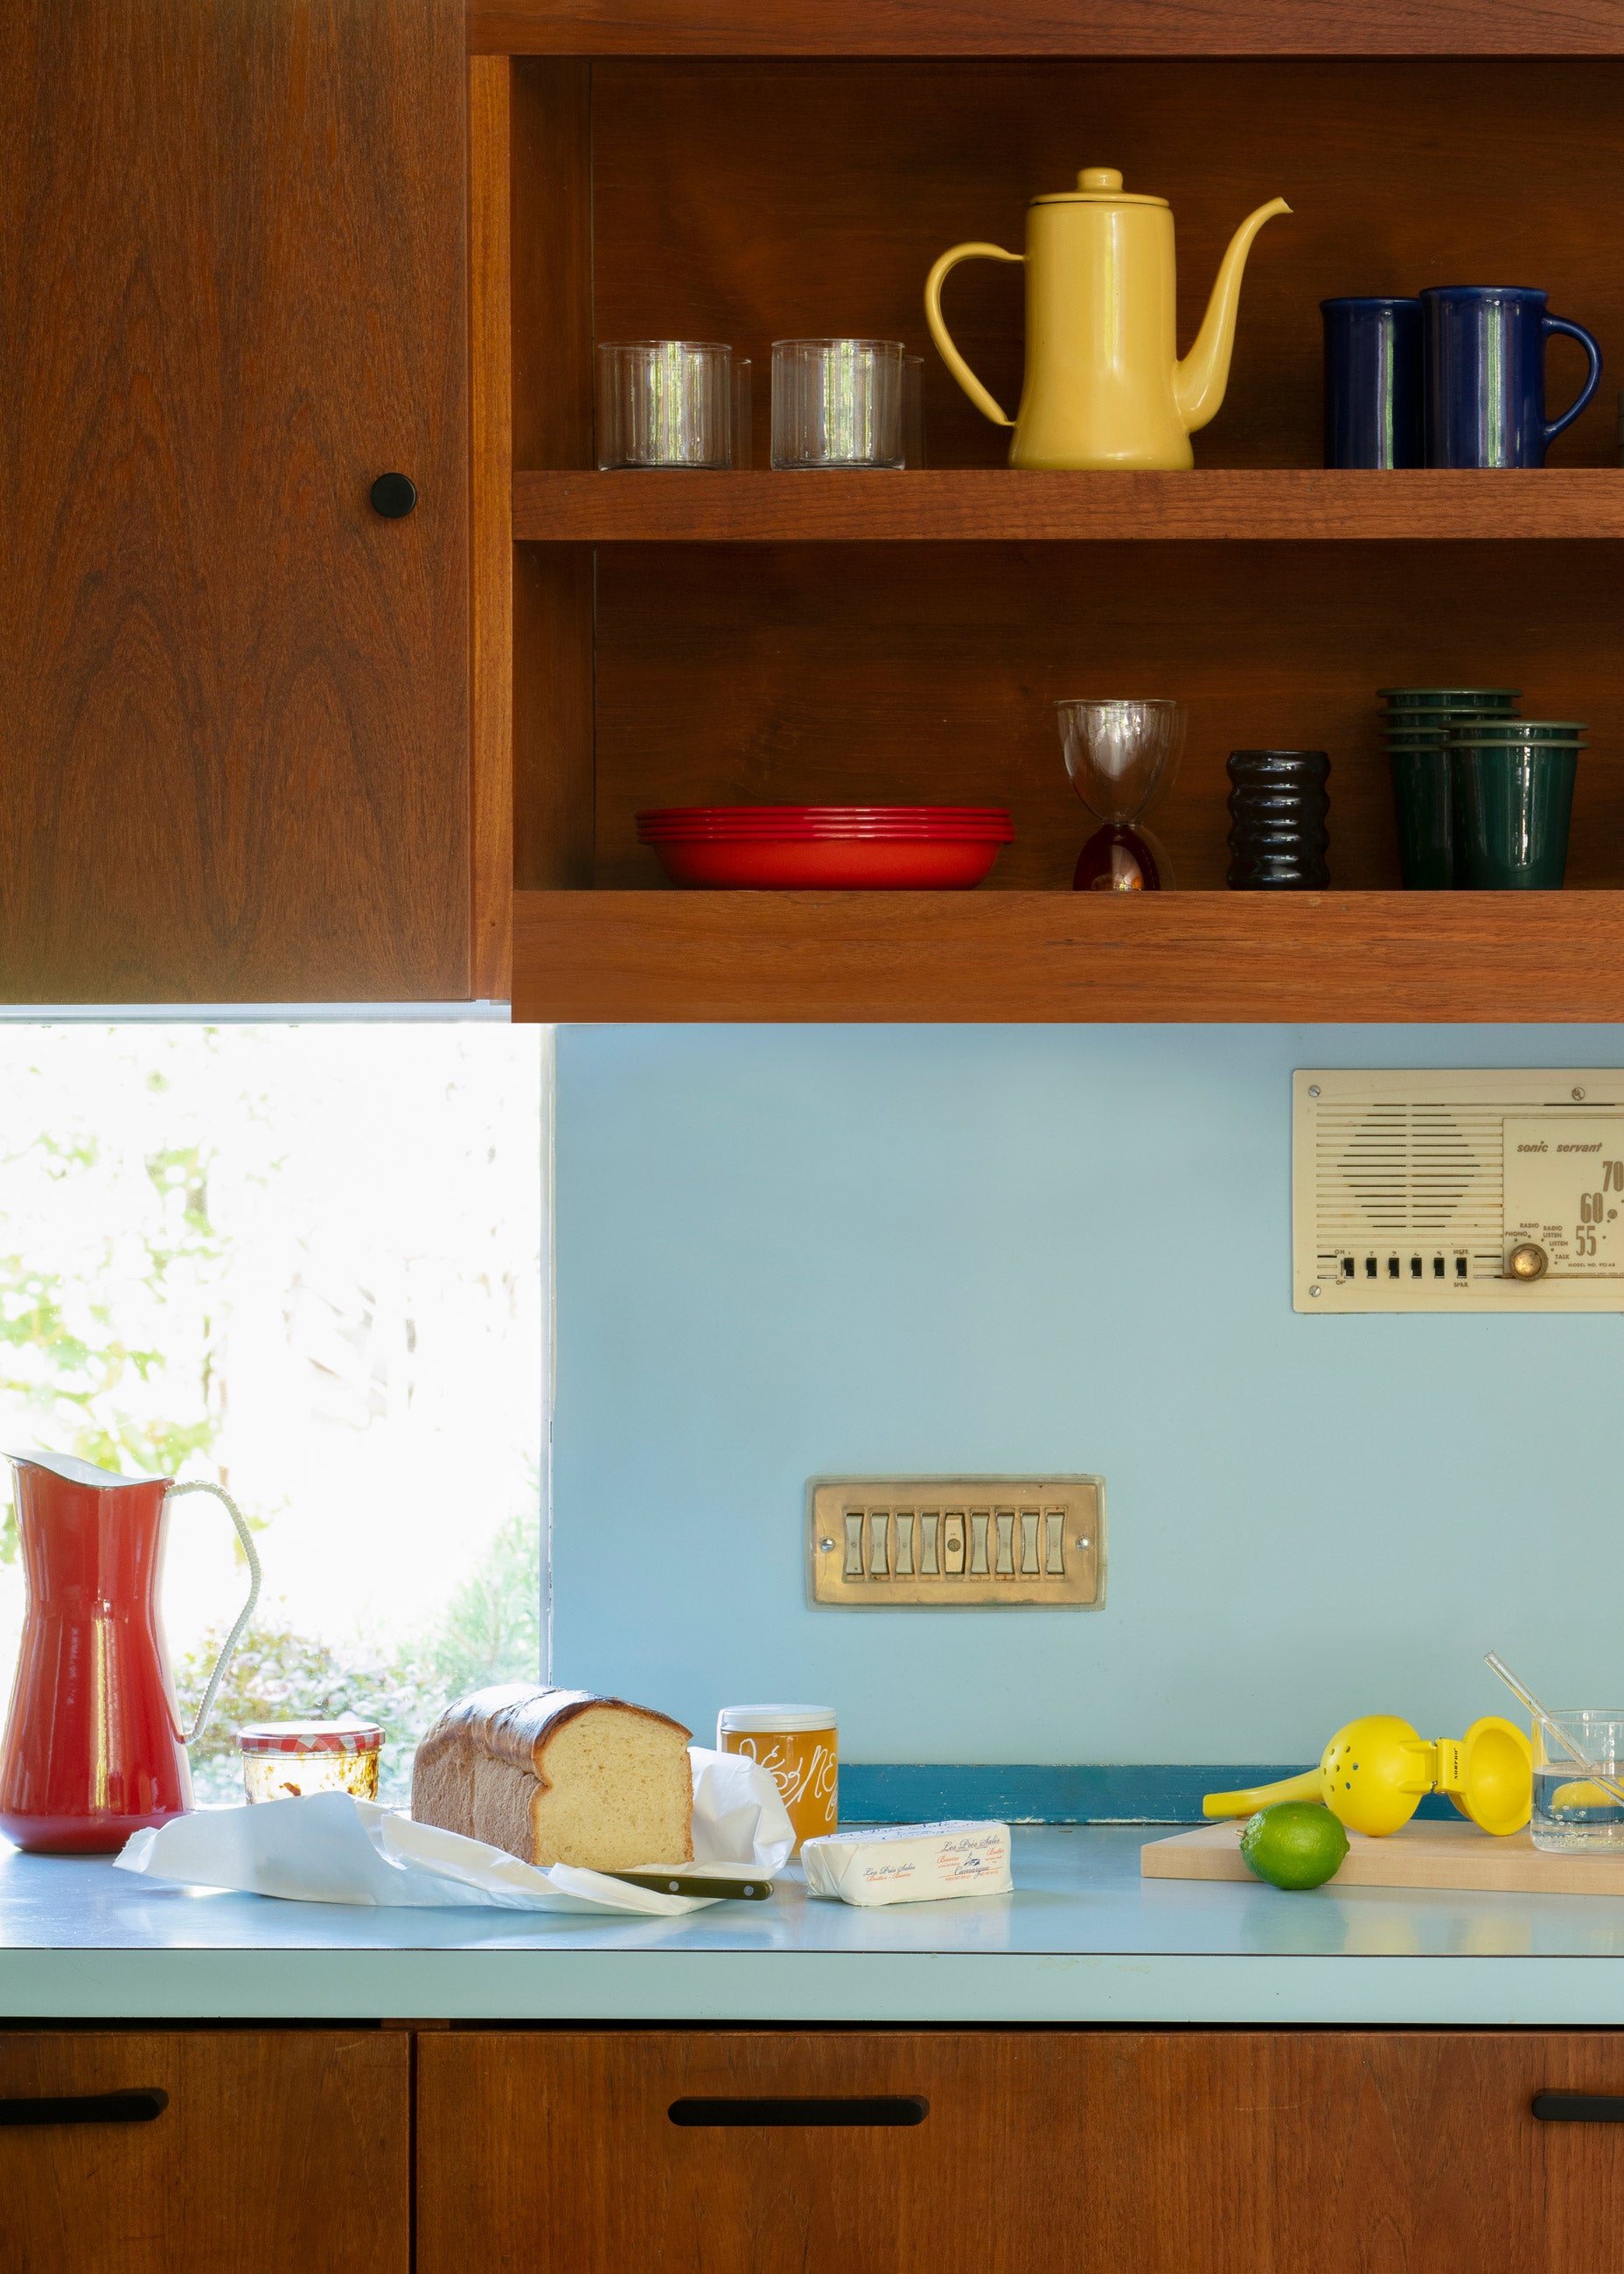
[0,1452,261,1853]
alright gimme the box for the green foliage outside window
[179,1505,542,1803]
[0,1089,542,1805]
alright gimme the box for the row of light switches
[841,1510,1078,1581]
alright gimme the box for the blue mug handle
[1542,314,1604,445]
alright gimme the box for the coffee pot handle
[164,1481,262,1747]
[1542,314,1603,446]
[924,243,1022,429]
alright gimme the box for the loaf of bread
[411,1683,694,1871]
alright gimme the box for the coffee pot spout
[1174,197,1291,435]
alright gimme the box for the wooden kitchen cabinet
[0,2029,409,2272]
[465,17,1624,1022]
[416,2026,1624,2273]
[0,0,473,1004]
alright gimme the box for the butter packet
[800,1819,1013,1907]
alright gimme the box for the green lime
[1238,1801,1349,1891]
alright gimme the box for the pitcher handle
[164,1481,262,1747]
[1542,314,1603,446]
[924,242,1022,429]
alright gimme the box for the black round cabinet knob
[369,472,418,519]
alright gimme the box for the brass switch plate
[808,1477,1105,1608]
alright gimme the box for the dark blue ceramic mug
[1421,287,1602,467]
[1321,297,1423,468]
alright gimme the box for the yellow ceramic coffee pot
[924,167,1290,471]
[1202,1714,1533,1838]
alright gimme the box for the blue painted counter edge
[8,1950,1623,2027]
[839,1764,1459,1824]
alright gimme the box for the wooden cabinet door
[416,2027,1624,2274]
[0,1,469,1003]
[0,2029,408,2271]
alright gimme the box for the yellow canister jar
[716,1704,837,1855]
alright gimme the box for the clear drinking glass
[596,340,735,470]
[731,359,753,470]
[1056,698,1187,891]
[771,338,905,470]
[1530,1712,1624,1852]
[903,355,925,469]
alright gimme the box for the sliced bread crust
[412,1682,694,1870]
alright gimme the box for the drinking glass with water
[1530,1711,1624,1852]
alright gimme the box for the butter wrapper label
[800,1819,1013,1907]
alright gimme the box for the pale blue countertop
[4,1826,1624,2026]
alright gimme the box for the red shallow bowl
[639,821,1015,842]
[649,836,1008,889]
[638,805,1012,825]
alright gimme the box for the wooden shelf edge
[513,469,1624,546]
[470,1,1624,59]
[512,889,1624,1022]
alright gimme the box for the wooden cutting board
[1141,1818,1624,1896]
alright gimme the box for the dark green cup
[1379,686,1521,709]
[1386,719,1472,887]
[1449,720,1589,744]
[1453,740,1580,888]
[1391,746,1457,889]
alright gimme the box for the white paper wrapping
[801,1820,1013,1907]
[115,1746,793,1915]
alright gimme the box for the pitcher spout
[1174,197,1291,435]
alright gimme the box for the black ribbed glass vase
[1226,750,1331,889]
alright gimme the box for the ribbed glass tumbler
[596,340,737,469]
[770,338,905,470]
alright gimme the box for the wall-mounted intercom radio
[1293,1069,1624,1313]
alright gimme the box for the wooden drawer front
[417,2027,1624,2274]
[0,2030,408,2274]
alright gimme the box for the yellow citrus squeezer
[1202,1714,1532,1838]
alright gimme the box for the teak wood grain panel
[0,0,470,1003]
[416,2027,1624,2273]
[0,2029,408,2273]
[469,0,1624,59]
[512,890,1624,1022]
[589,543,1624,895]
[470,53,515,998]
[517,468,1624,544]
[509,61,596,889]
[585,59,1624,480]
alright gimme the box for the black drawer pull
[669,2096,928,2128]
[1534,2091,1624,2124]
[0,2089,169,2129]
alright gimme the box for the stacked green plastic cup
[1450,720,1589,889]
[1378,687,1520,889]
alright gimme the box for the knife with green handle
[602,1866,776,1900]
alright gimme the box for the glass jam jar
[237,1719,384,1803]
[716,1704,837,1855]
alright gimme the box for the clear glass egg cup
[1056,697,1187,891]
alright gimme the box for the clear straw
[1484,1651,1624,1810]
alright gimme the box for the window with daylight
[0,1023,547,1804]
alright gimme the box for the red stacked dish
[637,806,1015,889]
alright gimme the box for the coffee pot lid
[4,1447,168,1490]
[1033,166,1169,209]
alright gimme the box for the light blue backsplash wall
[551,1024,1624,1764]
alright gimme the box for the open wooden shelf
[512,889,1624,1022]
[479,52,1624,1019]
[515,469,1624,546]
[471,0,1623,59]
